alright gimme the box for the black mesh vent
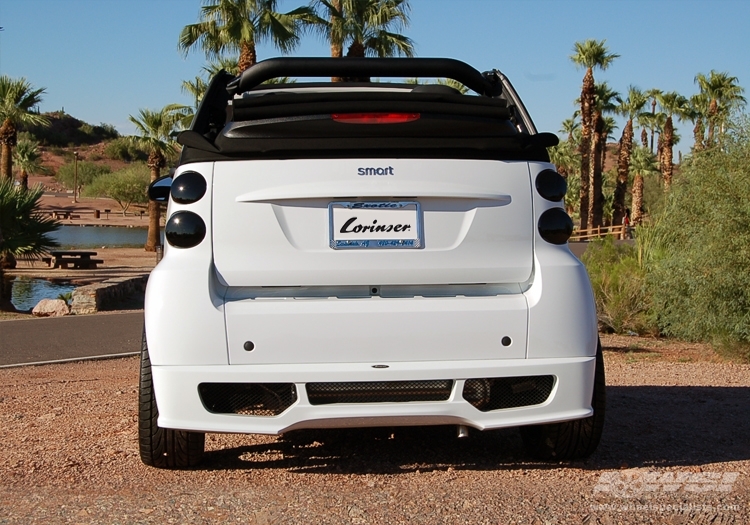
[198,383,297,416]
[462,376,555,412]
[306,380,454,405]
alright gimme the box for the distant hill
[21,111,119,148]
[16,112,150,185]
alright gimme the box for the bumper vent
[306,380,454,405]
[198,383,297,416]
[462,376,555,412]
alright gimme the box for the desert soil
[3,174,747,523]
[0,335,748,524]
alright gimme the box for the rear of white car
[140,58,603,468]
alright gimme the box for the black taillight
[535,169,567,202]
[538,208,573,245]
[165,211,206,248]
[170,171,206,204]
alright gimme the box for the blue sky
[2,0,749,154]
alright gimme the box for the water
[7,276,76,312]
[50,225,148,248]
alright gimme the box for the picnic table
[43,250,104,270]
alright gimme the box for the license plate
[329,201,423,249]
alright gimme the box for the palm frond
[0,179,60,259]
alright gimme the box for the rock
[32,298,70,317]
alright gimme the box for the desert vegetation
[582,116,750,359]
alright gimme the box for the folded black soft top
[178,57,557,166]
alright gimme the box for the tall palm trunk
[20,169,29,190]
[347,40,366,57]
[588,113,604,229]
[662,116,674,189]
[706,99,718,146]
[238,40,257,72]
[649,99,656,153]
[0,268,13,311]
[657,134,663,171]
[693,119,704,151]
[613,119,633,226]
[145,151,165,252]
[330,0,344,82]
[631,174,644,226]
[0,144,11,181]
[578,68,594,230]
[0,118,16,180]
[344,41,369,82]
[640,128,648,148]
[0,226,15,312]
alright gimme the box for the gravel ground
[1,336,748,524]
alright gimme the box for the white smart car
[140,57,603,468]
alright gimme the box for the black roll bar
[226,57,504,97]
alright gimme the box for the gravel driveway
[1,335,748,524]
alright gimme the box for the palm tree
[0,178,60,311]
[687,93,709,150]
[694,70,746,146]
[613,86,647,226]
[0,76,49,181]
[656,91,689,189]
[638,111,663,157]
[644,89,662,153]
[204,57,242,77]
[13,138,47,190]
[312,0,414,80]
[179,0,314,73]
[599,116,618,173]
[182,76,209,109]
[318,0,344,73]
[629,146,659,226]
[570,39,619,230]
[588,82,619,228]
[128,107,181,252]
[560,116,580,144]
[548,139,580,217]
[406,77,468,94]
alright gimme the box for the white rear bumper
[152,356,595,434]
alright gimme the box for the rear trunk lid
[212,158,533,287]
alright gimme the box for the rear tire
[139,330,205,468]
[520,340,605,460]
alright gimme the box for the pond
[6,276,76,312]
[50,225,149,248]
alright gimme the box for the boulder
[32,298,70,317]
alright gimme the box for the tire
[520,339,605,461]
[139,330,205,468]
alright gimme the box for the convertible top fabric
[179,82,551,165]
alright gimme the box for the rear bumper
[152,356,595,434]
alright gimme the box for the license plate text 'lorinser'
[329,201,423,249]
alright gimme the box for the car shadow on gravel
[199,385,750,474]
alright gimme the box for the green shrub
[647,117,750,359]
[83,164,149,214]
[56,161,110,190]
[97,123,119,139]
[103,138,147,162]
[581,236,655,334]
